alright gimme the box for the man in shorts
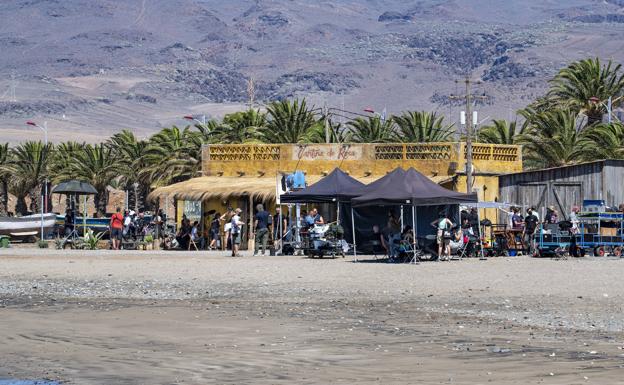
[253,204,270,256]
[230,208,244,257]
[110,207,124,250]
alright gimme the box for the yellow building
[150,142,522,248]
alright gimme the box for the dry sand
[0,250,623,384]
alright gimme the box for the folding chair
[188,236,199,251]
[397,240,423,264]
[454,241,470,260]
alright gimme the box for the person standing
[253,204,270,256]
[468,207,480,237]
[523,208,539,254]
[273,207,288,242]
[220,208,234,251]
[64,208,75,236]
[230,208,243,257]
[110,207,124,250]
[432,214,453,261]
[208,212,221,250]
[386,211,401,260]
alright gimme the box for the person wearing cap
[545,206,558,224]
[230,208,244,257]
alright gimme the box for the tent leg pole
[83,195,87,236]
[400,205,404,231]
[351,207,357,261]
[412,204,418,264]
[478,201,486,260]
[278,206,283,254]
[337,200,340,226]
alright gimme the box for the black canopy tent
[349,167,478,260]
[280,168,365,204]
[279,168,366,248]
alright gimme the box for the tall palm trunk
[94,191,109,216]
[45,181,53,213]
[0,180,8,216]
[15,195,28,216]
[28,187,40,214]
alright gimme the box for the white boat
[0,213,57,236]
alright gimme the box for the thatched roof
[149,174,451,202]
[149,176,318,202]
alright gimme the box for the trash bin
[0,236,10,248]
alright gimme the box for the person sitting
[449,226,464,254]
[176,219,191,250]
[309,208,324,225]
[401,225,414,244]
[302,210,313,228]
[366,225,388,256]
[189,221,201,250]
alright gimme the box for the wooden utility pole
[450,78,487,193]
[246,77,255,109]
[323,103,330,143]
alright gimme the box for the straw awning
[149,175,451,202]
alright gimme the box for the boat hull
[0,213,57,236]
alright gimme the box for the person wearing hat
[546,206,559,224]
[230,208,244,257]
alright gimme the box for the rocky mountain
[0,0,623,142]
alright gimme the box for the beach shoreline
[1,251,623,384]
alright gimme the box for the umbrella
[51,180,97,195]
[51,180,98,236]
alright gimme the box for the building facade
[152,142,523,248]
[498,159,624,219]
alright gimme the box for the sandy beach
[0,250,623,384]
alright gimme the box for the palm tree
[577,122,624,160]
[107,130,151,211]
[7,141,53,215]
[518,108,585,169]
[347,116,395,143]
[392,111,454,142]
[213,109,265,143]
[61,144,118,215]
[0,143,10,216]
[49,141,85,182]
[305,117,352,143]
[142,126,201,188]
[548,58,624,125]
[262,99,322,143]
[477,119,526,144]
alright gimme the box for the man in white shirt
[230,208,244,257]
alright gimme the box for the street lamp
[588,96,619,124]
[25,120,48,241]
[363,107,387,122]
[184,114,207,126]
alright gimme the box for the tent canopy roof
[51,180,98,195]
[280,168,366,203]
[352,167,477,207]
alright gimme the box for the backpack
[230,216,240,234]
